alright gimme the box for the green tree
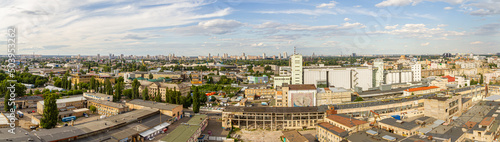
[142,87,149,100]
[480,74,484,84]
[24,66,29,72]
[89,105,97,113]
[105,79,112,95]
[354,97,364,102]
[114,82,123,102]
[123,89,133,99]
[89,76,95,91]
[193,87,200,113]
[40,94,59,129]
[155,92,161,102]
[4,92,12,112]
[132,79,140,99]
[149,73,154,79]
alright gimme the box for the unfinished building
[222,106,328,130]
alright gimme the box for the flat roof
[0,128,41,142]
[404,86,439,92]
[282,130,309,142]
[224,106,328,113]
[39,96,86,105]
[346,128,405,142]
[326,114,368,127]
[288,84,316,90]
[89,99,127,109]
[0,113,8,125]
[161,115,207,142]
[379,116,434,131]
[127,99,181,111]
[83,92,112,99]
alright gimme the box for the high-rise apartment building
[291,54,303,84]
[411,63,422,82]
[374,58,384,87]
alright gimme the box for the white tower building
[411,63,421,82]
[374,58,384,87]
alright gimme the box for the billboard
[290,92,314,107]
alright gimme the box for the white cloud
[466,1,500,16]
[322,41,339,47]
[251,42,265,47]
[0,0,232,54]
[444,7,453,10]
[256,9,337,16]
[168,19,244,35]
[421,42,430,46]
[344,18,351,21]
[375,0,464,7]
[253,22,365,31]
[385,24,399,29]
[317,1,337,8]
[470,41,483,44]
[373,24,465,39]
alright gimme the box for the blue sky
[1,0,499,56]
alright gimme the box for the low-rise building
[317,122,348,142]
[316,87,352,105]
[83,92,113,101]
[378,116,435,137]
[423,95,462,122]
[88,100,129,117]
[403,86,440,96]
[324,114,369,133]
[244,88,276,99]
[37,96,87,115]
[126,99,183,120]
[288,84,317,107]
[160,115,208,142]
[281,130,308,142]
[273,76,291,88]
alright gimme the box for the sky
[1,0,499,56]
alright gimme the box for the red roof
[405,86,439,92]
[442,75,455,82]
[318,122,346,133]
[326,114,368,127]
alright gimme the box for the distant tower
[279,53,282,60]
[294,47,297,55]
[208,53,211,60]
[262,53,266,59]
[97,54,100,60]
[242,53,246,60]
[411,63,422,82]
[283,52,288,59]
[374,58,384,87]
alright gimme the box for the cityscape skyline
[1,0,499,56]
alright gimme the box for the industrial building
[303,66,373,91]
[126,99,183,120]
[160,115,208,142]
[83,92,113,101]
[36,96,87,115]
[88,100,129,117]
[222,106,328,130]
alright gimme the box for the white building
[384,70,413,84]
[303,66,373,91]
[411,63,421,82]
[273,76,291,88]
[83,92,113,101]
[374,58,384,87]
[288,84,317,107]
[291,54,303,84]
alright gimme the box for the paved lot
[236,129,317,142]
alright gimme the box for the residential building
[291,54,303,84]
[244,88,276,99]
[281,130,308,142]
[273,76,291,88]
[247,75,269,84]
[423,95,462,122]
[411,63,422,82]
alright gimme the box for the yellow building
[88,100,129,117]
[71,74,116,84]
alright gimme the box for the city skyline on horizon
[1,0,499,56]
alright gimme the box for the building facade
[290,54,303,84]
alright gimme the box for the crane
[370,110,381,127]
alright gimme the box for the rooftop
[288,84,316,90]
[0,128,41,142]
[224,106,328,113]
[89,99,127,109]
[39,96,86,105]
[326,114,368,127]
[83,92,112,99]
[127,99,181,111]
[317,122,348,138]
[379,116,434,131]
[404,86,439,92]
[346,128,405,142]
[161,115,207,142]
[282,130,309,142]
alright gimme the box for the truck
[17,111,24,118]
[61,116,77,122]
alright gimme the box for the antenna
[294,47,296,55]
